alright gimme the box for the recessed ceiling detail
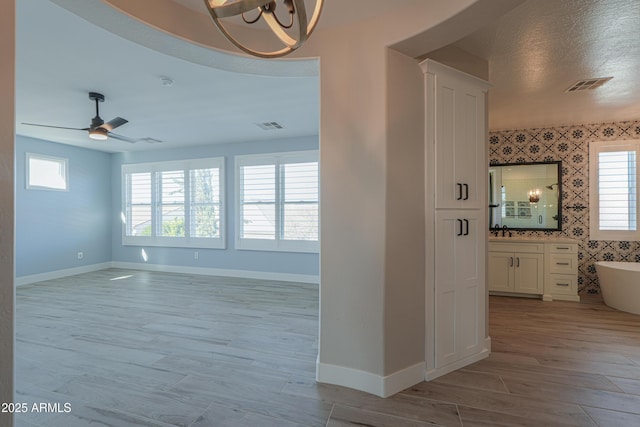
[256,121,284,130]
[565,77,613,92]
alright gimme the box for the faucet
[502,225,512,237]
[492,224,500,237]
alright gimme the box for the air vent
[140,137,162,144]
[565,77,613,92]
[256,121,284,130]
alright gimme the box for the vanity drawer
[548,255,577,274]
[489,242,544,254]
[548,274,577,295]
[548,243,577,254]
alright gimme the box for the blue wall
[15,135,319,279]
[111,136,319,277]
[15,136,112,277]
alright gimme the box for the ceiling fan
[22,92,161,144]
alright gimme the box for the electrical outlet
[194,251,199,260]
[77,252,84,260]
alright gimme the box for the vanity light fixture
[203,0,324,58]
[528,189,541,203]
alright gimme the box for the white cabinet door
[488,252,514,292]
[514,253,544,294]
[430,71,487,210]
[434,211,485,367]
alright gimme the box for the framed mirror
[489,161,562,231]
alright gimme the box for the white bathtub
[595,261,640,315]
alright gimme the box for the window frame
[235,150,319,253]
[122,157,225,249]
[26,152,69,191]
[589,139,640,241]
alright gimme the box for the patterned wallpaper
[489,120,640,294]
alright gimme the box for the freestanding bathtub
[595,261,640,315]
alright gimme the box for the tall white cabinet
[421,59,491,380]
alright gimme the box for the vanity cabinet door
[488,252,514,292]
[514,253,544,294]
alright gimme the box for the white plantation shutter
[122,158,225,248]
[598,151,636,230]
[590,141,640,240]
[240,164,276,239]
[126,172,152,236]
[282,162,319,241]
[190,168,221,238]
[236,151,319,252]
[159,170,185,237]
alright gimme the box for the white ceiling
[15,0,640,153]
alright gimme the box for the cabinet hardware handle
[556,262,569,266]
[557,283,569,287]
[556,247,570,250]
[457,183,463,200]
[463,183,469,200]
[463,219,469,236]
[510,257,514,267]
[516,257,520,267]
[457,219,463,236]
[538,214,543,224]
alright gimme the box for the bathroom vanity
[488,238,580,302]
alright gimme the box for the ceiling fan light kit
[203,0,323,58]
[89,128,108,140]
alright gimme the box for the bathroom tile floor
[13,269,640,426]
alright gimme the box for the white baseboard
[15,262,112,286]
[316,359,425,398]
[16,262,319,286]
[424,337,492,381]
[111,262,319,284]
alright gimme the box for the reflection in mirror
[489,161,562,231]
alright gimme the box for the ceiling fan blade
[100,117,128,132]
[22,123,88,131]
[107,132,138,143]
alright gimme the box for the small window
[26,153,68,191]
[589,140,640,240]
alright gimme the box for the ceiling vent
[565,77,613,92]
[256,121,284,130]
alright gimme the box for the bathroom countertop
[488,237,580,244]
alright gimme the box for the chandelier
[203,0,324,58]
[528,189,541,203]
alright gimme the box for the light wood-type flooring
[13,269,640,426]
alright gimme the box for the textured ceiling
[454,0,640,130]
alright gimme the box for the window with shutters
[122,158,224,248]
[236,151,319,252]
[589,140,640,240]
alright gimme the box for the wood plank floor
[14,269,640,426]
